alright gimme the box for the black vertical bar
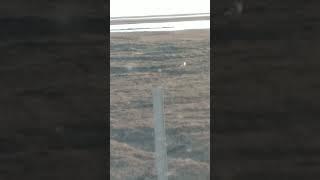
[106,0,110,179]
[0,0,106,179]
[210,0,215,179]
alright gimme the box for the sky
[110,0,210,17]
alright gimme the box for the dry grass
[110,30,210,179]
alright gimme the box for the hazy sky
[110,0,210,17]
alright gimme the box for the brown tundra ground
[110,30,210,180]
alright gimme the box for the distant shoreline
[110,13,209,25]
[110,13,210,33]
[111,16,209,25]
[110,20,210,33]
[110,29,210,36]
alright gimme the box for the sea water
[110,19,210,33]
[110,13,210,33]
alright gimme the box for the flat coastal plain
[111,30,210,180]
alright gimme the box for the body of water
[110,13,210,33]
